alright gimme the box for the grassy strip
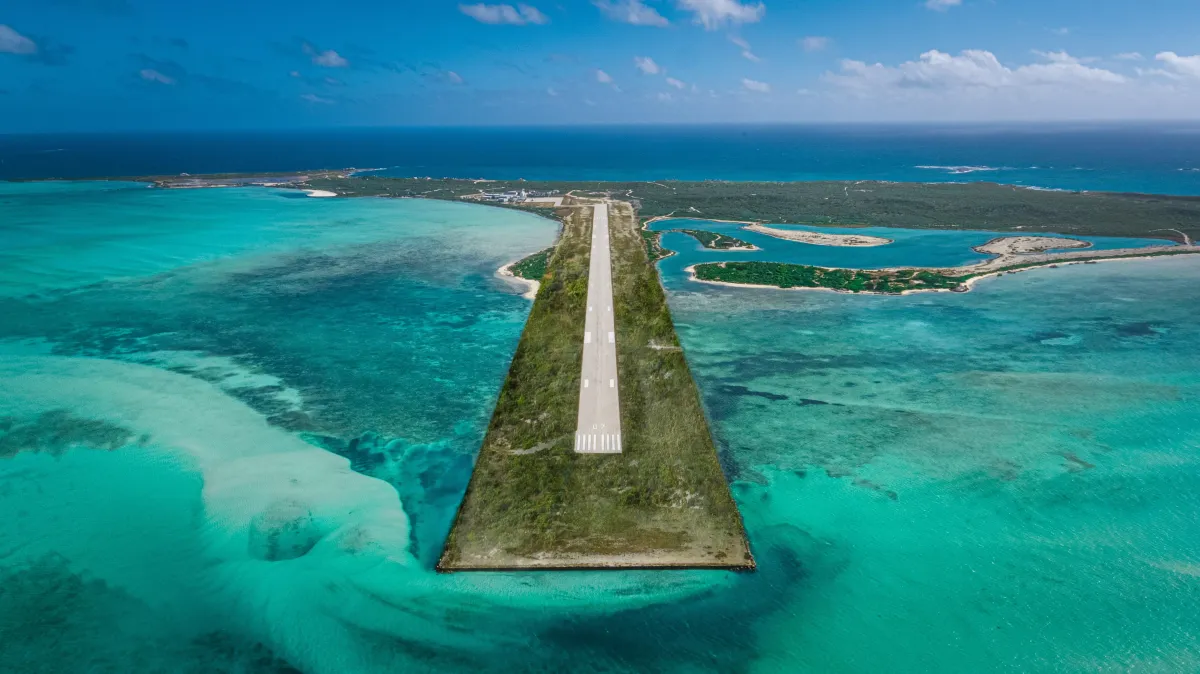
[510,247,554,281]
[440,202,751,569]
[675,229,754,250]
[693,249,1200,293]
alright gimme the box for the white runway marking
[575,203,622,454]
[574,432,623,454]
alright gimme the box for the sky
[2,0,1199,132]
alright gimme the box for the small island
[639,226,756,262]
[744,223,892,247]
[689,236,1199,295]
[675,229,757,251]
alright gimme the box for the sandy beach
[305,189,337,198]
[942,237,1183,276]
[745,223,893,247]
[497,260,539,300]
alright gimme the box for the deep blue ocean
[3,123,1200,194]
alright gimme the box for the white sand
[745,223,893,247]
[305,189,337,198]
[973,235,1090,256]
[497,260,540,300]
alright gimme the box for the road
[574,203,622,454]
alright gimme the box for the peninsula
[440,197,753,570]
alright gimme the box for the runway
[574,203,622,454]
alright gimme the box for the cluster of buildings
[477,189,559,204]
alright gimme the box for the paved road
[575,203,622,454]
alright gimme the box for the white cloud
[801,36,829,53]
[289,70,301,78]
[459,3,549,25]
[300,93,335,104]
[634,56,661,75]
[730,36,760,62]
[314,50,348,67]
[1115,52,1144,61]
[656,91,674,101]
[547,87,559,96]
[666,76,686,89]
[1156,52,1200,79]
[0,25,38,55]
[924,0,961,10]
[1033,50,1098,65]
[595,69,614,83]
[303,44,350,68]
[826,49,1124,92]
[1051,27,1071,36]
[677,0,765,30]
[445,71,465,84]
[139,69,175,85]
[742,77,770,92]
[593,0,668,26]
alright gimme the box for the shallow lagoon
[2,184,1200,672]
[649,217,1172,286]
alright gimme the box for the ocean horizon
[3,122,1200,195]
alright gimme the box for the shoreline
[684,248,1200,296]
[304,189,337,198]
[496,260,540,300]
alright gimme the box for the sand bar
[745,223,893,247]
[973,235,1091,256]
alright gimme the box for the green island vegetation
[674,229,754,249]
[693,248,1200,294]
[695,262,969,293]
[269,175,1200,242]
[133,172,1200,241]
[641,228,670,263]
[638,227,751,263]
[509,247,553,281]
[440,200,752,570]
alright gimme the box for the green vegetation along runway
[439,199,752,570]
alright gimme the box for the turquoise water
[650,218,1172,283]
[2,183,1200,672]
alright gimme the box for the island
[675,228,757,251]
[689,236,1197,295]
[639,226,757,262]
[743,223,892,247]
